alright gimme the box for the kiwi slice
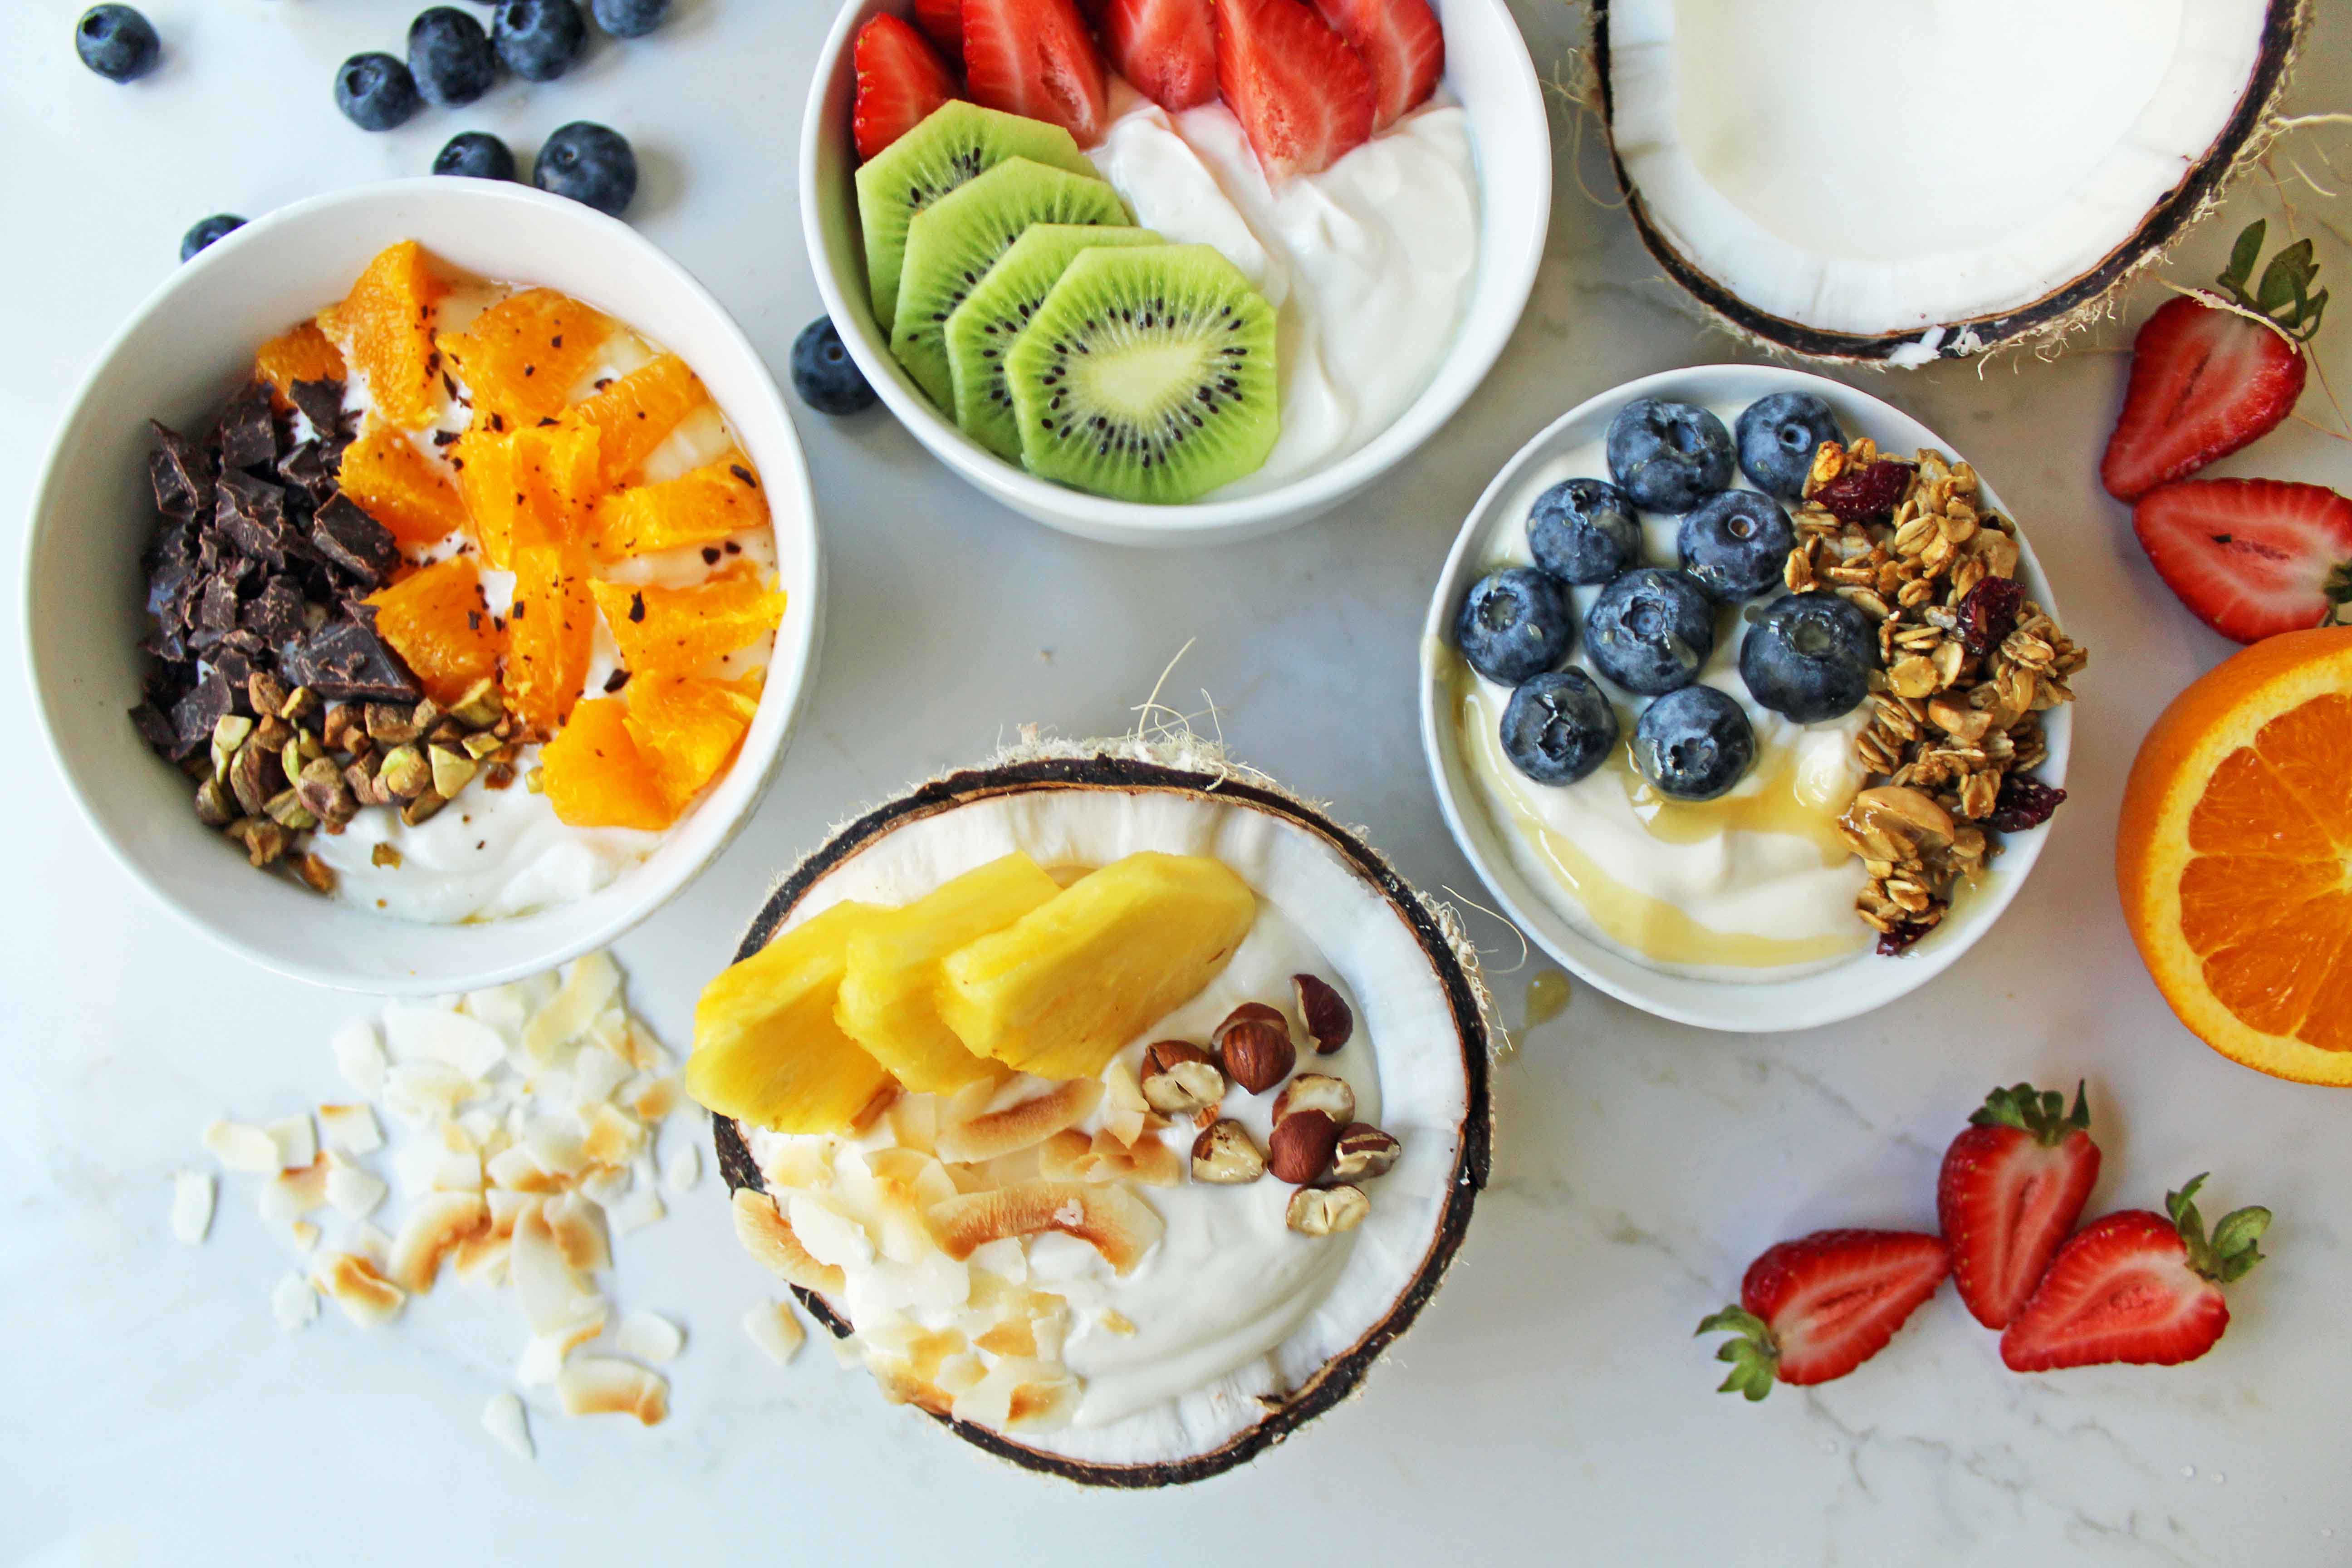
[946,225,1162,461]
[855,102,1100,337]
[889,163,1132,411]
[1005,245,1279,505]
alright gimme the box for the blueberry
[1605,398,1734,514]
[790,317,879,416]
[1500,670,1619,786]
[434,131,518,180]
[76,5,160,83]
[1528,478,1642,586]
[1678,490,1795,603]
[335,53,422,131]
[1736,392,1842,499]
[1738,592,1878,723]
[590,0,671,37]
[179,214,245,262]
[1455,568,1574,686]
[1632,685,1754,802]
[1583,568,1715,696]
[495,0,588,80]
[408,7,498,106]
[534,121,637,216]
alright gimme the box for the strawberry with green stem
[1937,1081,2102,1330]
[1698,1230,1950,1401]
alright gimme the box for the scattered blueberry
[1735,392,1842,499]
[1632,685,1754,802]
[433,131,519,180]
[533,121,637,215]
[591,0,671,37]
[76,5,160,83]
[1583,568,1715,696]
[1605,398,1734,514]
[790,317,879,416]
[408,7,499,107]
[495,0,588,81]
[1500,670,1620,786]
[179,214,246,262]
[1738,592,1878,723]
[1455,568,1574,686]
[335,52,422,131]
[1678,490,1796,603]
[1528,478,1642,586]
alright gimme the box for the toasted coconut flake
[951,1356,1072,1431]
[383,1004,508,1079]
[1102,1057,1149,1146]
[266,1113,315,1169]
[1036,1128,1095,1181]
[627,1076,681,1122]
[451,1228,511,1287]
[289,1220,321,1252]
[326,1157,390,1220]
[316,1103,383,1157]
[887,1094,941,1156]
[1007,1376,1080,1432]
[936,1080,1104,1165]
[967,1238,1026,1284]
[272,1272,318,1329]
[1124,1136,1182,1187]
[170,1171,214,1244]
[571,1046,632,1108]
[936,1353,988,1397]
[383,1061,477,1122]
[396,1142,484,1196]
[485,1145,555,1192]
[730,1189,846,1294]
[203,1119,279,1174]
[585,1005,631,1058]
[1099,1308,1136,1336]
[609,1187,666,1235]
[743,1300,806,1366]
[556,1357,668,1425]
[787,1193,875,1269]
[617,1310,685,1363]
[481,1392,534,1460]
[867,1354,952,1415]
[348,1220,393,1266]
[543,1191,611,1273]
[524,951,622,1063]
[517,1333,567,1387]
[662,1141,701,1193]
[764,1141,836,1192]
[974,1319,1037,1357]
[259,1158,329,1225]
[486,1188,539,1235]
[580,1104,646,1168]
[332,1023,387,1098]
[625,1019,671,1074]
[577,1163,632,1208]
[511,1203,603,1332]
[521,1116,590,1178]
[927,1181,1163,1275]
[389,1191,490,1294]
[461,981,536,1046]
[314,1252,405,1326]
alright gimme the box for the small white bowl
[1418,365,2074,1032]
[23,178,823,995]
[799,0,1549,547]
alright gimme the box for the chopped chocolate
[195,573,242,634]
[148,422,216,519]
[602,668,630,693]
[216,379,280,475]
[215,470,293,565]
[729,463,757,490]
[276,439,335,503]
[130,701,182,759]
[289,378,346,438]
[168,666,237,757]
[279,616,420,703]
[309,495,398,585]
[243,575,310,647]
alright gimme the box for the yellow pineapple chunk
[939,853,1257,1080]
[688,902,899,1133]
[834,853,1058,1094]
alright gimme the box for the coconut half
[1593,0,2307,361]
[709,739,1495,1486]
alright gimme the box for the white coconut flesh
[736,783,1474,1471]
[1604,0,2278,346]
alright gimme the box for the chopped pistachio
[429,745,479,800]
[365,703,421,745]
[194,777,235,828]
[401,788,447,828]
[377,745,430,800]
[449,677,504,729]
[265,788,318,832]
[210,715,254,780]
[371,843,403,870]
[461,731,503,760]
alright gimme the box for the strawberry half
[2132,478,2352,643]
[1937,1082,2102,1330]
[962,0,1111,147]
[2100,220,2324,501]
[852,14,959,163]
[1309,0,1442,129]
[2001,1175,2272,1372]
[1102,0,1219,112]
[913,0,965,57]
[1211,0,1376,181]
[1698,1230,1950,1399]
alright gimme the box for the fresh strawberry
[1937,1082,2102,1330]
[913,0,965,57]
[1698,1230,1950,1399]
[2132,478,2352,643]
[1101,0,1219,112]
[962,0,1111,146]
[852,14,959,162]
[1210,0,1376,181]
[2001,1175,2271,1372]
[1309,0,1442,129]
[2100,220,2324,500]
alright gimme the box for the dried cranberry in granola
[1809,459,1915,523]
[1985,774,2068,833]
[1957,576,2026,654]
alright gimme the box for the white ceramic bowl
[24,179,823,995]
[799,0,1549,547]
[1418,366,2074,1032]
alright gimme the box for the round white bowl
[24,178,823,995]
[1418,365,2074,1032]
[799,0,1549,547]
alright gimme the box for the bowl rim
[21,176,825,994]
[796,0,1551,545]
[1416,363,2074,1032]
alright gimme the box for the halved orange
[2118,627,2352,1084]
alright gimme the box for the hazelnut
[1189,1121,1264,1184]
[1266,1110,1340,1185]
[1141,1041,1225,1117]
[1285,1184,1370,1237]
[1272,1073,1355,1129]
[1216,1013,1295,1095]
[1331,1123,1401,1181]
[1293,973,1354,1054]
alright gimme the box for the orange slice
[254,320,347,412]
[541,696,674,830]
[588,565,786,679]
[504,543,595,737]
[564,353,706,485]
[365,556,504,706]
[623,672,762,812]
[513,421,605,551]
[450,418,521,569]
[338,419,469,551]
[593,452,767,562]
[438,287,612,424]
[318,240,447,431]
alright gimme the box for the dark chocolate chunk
[243,575,310,647]
[130,701,182,759]
[277,439,336,503]
[309,494,399,586]
[168,666,237,755]
[148,421,216,519]
[215,470,293,565]
[216,380,280,475]
[279,616,420,703]
[208,649,258,708]
[289,378,347,438]
[195,573,242,633]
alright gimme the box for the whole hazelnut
[1141,1041,1226,1117]
[1271,1073,1355,1129]
[1285,1184,1370,1237]
[1331,1123,1401,1181]
[1293,973,1354,1054]
[1217,1016,1295,1095]
[1189,1120,1265,1184]
[1266,1110,1340,1185]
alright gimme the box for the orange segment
[364,556,504,706]
[588,566,787,678]
[564,353,706,485]
[338,419,469,551]
[623,673,762,812]
[512,421,606,552]
[593,452,768,562]
[255,320,347,412]
[504,544,595,737]
[450,419,521,568]
[318,240,447,431]
[439,288,612,424]
[541,697,675,830]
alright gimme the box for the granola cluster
[1786,439,2087,953]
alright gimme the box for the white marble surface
[5,3,2350,1564]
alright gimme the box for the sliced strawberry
[912,0,965,57]
[1309,0,1442,129]
[1211,0,1376,181]
[852,14,959,163]
[962,0,1111,146]
[2132,478,2352,643]
[1937,1082,2102,1330]
[1698,1230,1950,1399]
[2001,1175,2271,1372]
[1102,0,1219,112]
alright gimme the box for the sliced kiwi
[855,102,1100,337]
[889,163,1132,411]
[1004,244,1279,505]
[946,225,1163,461]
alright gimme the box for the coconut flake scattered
[333,1023,387,1097]
[272,1272,318,1329]
[318,1103,383,1157]
[314,1253,405,1327]
[259,1159,328,1226]
[1886,326,1947,369]
[742,1301,805,1366]
[289,1220,321,1252]
[617,1310,684,1364]
[265,1115,315,1171]
[523,952,621,1063]
[383,1004,508,1080]
[608,1187,665,1236]
[481,1391,534,1459]
[556,1357,668,1425]
[324,1158,389,1220]
[203,1120,280,1174]
[662,1141,701,1194]
[170,1171,215,1244]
